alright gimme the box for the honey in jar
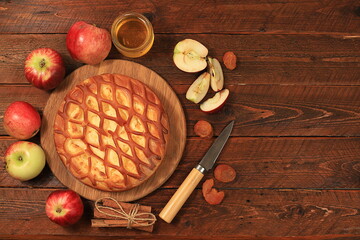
[111,12,154,58]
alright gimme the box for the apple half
[200,89,229,113]
[186,72,211,104]
[207,57,224,92]
[173,39,208,73]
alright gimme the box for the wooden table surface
[1,0,360,239]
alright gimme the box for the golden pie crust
[53,73,169,191]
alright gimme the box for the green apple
[173,39,208,73]
[4,141,46,181]
[186,72,211,104]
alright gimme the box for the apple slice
[173,39,208,73]
[200,89,229,113]
[207,57,224,92]
[186,72,211,103]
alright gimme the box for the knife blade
[159,120,234,223]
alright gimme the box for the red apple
[46,190,84,226]
[66,21,112,65]
[200,89,229,113]
[5,141,46,181]
[4,101,41,139]
[24,48,65,90]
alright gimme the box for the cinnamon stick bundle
[91,197,156,232]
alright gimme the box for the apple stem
[39,58,46,68]
[56,208,62,213]
[18,156,23,162]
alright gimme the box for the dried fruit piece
[205,188,225,205]
[202,178,213,196]
[223,51,237,70]
[202,179,225,205]
[194,120,213,138]
[214,164,236,183]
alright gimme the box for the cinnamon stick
[91,219,154,232]
[92,198,155,232]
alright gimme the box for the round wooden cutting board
[40,59,186,202]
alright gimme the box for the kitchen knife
[159,120,234,223]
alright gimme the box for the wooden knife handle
[159,168,204,223]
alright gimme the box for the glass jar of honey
[111,12,154,58]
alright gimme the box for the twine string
[95,197,156,228]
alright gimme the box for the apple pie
[53,73,169,191]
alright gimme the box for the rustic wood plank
[168,137,360,189]
[0,0,359,34]
[0,188,359,237]
[1,85,360,137]
[1,137,360,189]
[1,235,360,240]
[183,84,360,137]
[1,34,359,85]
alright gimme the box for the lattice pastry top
[53,73,169,191]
